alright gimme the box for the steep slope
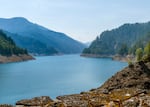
[99,61,150,91]
[0,30,27,56]
[5,31,58,55]
[82,22,150,55]
[0,17,86,54]
[129,32,150,54]
[0,30,33,63]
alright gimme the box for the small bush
[135,48,143,62]
[128,60,134,68]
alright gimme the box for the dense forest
[129,32,150,54]
[0,30,28,56]
[83,22,150,56]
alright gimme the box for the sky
[0,0,150,42]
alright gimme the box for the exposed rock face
[56,89,150,107]
[16,96,53,107]
[54,61,150,106]
[0,104,13,107]
[0,54,34,63]
[99,61,150,91]
[80,54,112,58]
[112,54,135,62]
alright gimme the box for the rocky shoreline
[81,53,135,62]
[80,54,113,58]
[112,54,135,62]
[1,60,150,106]
[0,54,35,63]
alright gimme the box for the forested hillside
[82,22,150,56]
[0,30,27,56]
[129,32,150,54]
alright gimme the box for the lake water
[0,55,127,104]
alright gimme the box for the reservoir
[0,55,127,104]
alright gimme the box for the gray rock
[0,104,13,107]
[16,96,53,106]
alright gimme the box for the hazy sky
[0,0,150,42]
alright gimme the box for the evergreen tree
[0,30,28,56]
[118,44,128,56]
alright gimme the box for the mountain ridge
[82,21,150,56]
[0,17,86,55]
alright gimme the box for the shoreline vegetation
[80,54,113,58]
[81,53,135,62]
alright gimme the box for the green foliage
[128,59,134,68]
[83,48,91,54]
[83,35,115,55]
[0,30,28,56]
[135,48,143,61]
[118,44,128,56]
[144,42,150,56]
[129,32,150,55]
[142,41,150,62]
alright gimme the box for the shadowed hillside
[0,17,86,55]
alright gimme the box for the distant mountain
[4,31,58,55]
[84,41,91,47]
[82,22,150,55]
[0,17,86,55]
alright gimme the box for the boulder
[16,96,53,106]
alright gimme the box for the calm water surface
[0,55,127,104]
